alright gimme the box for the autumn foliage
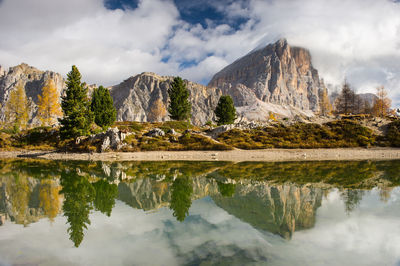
[5,82,30,132]
[372,86,391,117]
[37,79,62,126]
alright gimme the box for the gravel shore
[1,148,400,162]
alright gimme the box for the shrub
[386,120,400,147]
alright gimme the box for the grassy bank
[1,119,399,152]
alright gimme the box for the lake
[0,159,399,266]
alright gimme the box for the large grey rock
[94,127,131,152]
[147,128,165,137]
[208,39,327,120]
[167,128,177,135]
[208,124,235,138]
[110,72,222,126]
[101,136,111,152]
[0,63,65,126]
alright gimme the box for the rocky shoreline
[1,147,399,162]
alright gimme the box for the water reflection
[170,177,193,222]
[0,159,399,249]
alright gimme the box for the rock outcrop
[110,72,222,125]
[208,39,327,120]
[0,63,65,126]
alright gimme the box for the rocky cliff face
[208,39,326,119]
[0,63,65,126]
[110,72,222,125]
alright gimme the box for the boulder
[147,128,165,137]
[98,127,130,152]
[101,136,111,152]
[208,124,235,139]
[167,128,177,135]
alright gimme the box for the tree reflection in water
[60,171,95,247]
[92,179,118,217]
[60,170,118,247]
[217,181,236,197]
[1,159,400,247]
[169,177,193,222]
[341,189,365,214]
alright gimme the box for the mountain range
[0,39,328,126]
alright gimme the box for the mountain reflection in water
[0,159,399,265]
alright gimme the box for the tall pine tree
[167,77,191,121]
[215,95,237,125]
[59,65,93,139]
[335,81,355,115]
[91,86,116,129]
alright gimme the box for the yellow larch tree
[319,88,332,116]
[39,179,62,222]
[372,86,391,117]
[5,82,29,132]
[37,79,62,126]
[148,98,167,122]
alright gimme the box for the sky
[0,0,400,107]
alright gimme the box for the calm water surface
[0,160,399,266]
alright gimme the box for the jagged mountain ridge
[0,39,329,126]
[110,72,222,125]
[0,66,221,126]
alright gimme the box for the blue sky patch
[104,0,248,30]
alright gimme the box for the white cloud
[0,0,180,85]
[246,0,400,106]
[0,0,399,106]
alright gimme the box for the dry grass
[218,120,377,149]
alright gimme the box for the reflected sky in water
[0,160,399,265]
[0,189,399,266]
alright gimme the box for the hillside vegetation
[0,118,399,152]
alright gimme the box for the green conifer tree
[59,65,93,139]
[91,86,116,129]
[215,95,237,125]
[167,77,191,121]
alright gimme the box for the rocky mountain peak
[208,38,326,120]
[110,72,222,125]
